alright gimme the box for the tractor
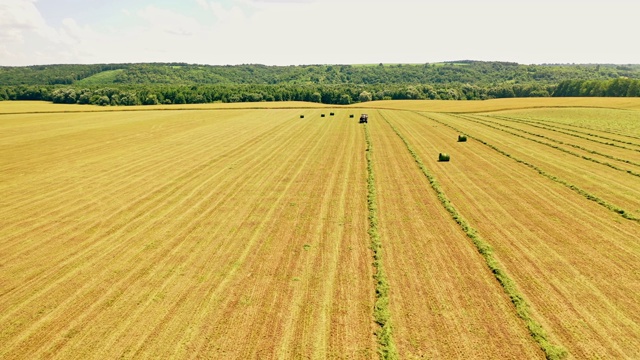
[359,114,368,123]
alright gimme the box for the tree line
[0,82,560,106]
[3,62,639,87]
[1,62,638,106]
[553,78,640,97]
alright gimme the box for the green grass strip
[364,123,399,360]
[426,113,640,223]
[458,114,640,178]
[381,113,568,360]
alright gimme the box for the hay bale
[321,114,325,117]
[300,115,304,118]
[438,153,450,162]
[349,114,354,118]
[458,135,467,142]
[330,112,335,116]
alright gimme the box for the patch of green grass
[75,69,124,85]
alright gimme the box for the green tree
[338,94,352,104]
[358,91,372,102]
[310,92,322,103]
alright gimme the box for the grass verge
[364,123,398,360]
[381,113,568,360]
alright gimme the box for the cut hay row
[491,114,640,148]
[387,109,640,358]
[422,113,640,222]
[482,115,640,169]
[378,111,566,359]
[0,111,299,261]
[0,112,287,281]
[487,115,640,153]
[455,114,640,178]
[363,124,398,359]
[487,109,640,141]
[0,111,319,356]
[353,97,640,113]
[368,112,544,358]
[0,100,332,115]
[0,109,377,358]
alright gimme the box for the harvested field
[349,97,640,113]
[440,113,640,217]
[383,109,640,358]
[2,100,640,359]
[368,115,543,359]
[0,108,375,358]
[492,107,640,137]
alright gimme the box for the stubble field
[1,98,639,359]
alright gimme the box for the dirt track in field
[367,114,543,359]
[0,109,376,359]
[384,110,640,358]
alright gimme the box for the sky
[1,0,639,66]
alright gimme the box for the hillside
[1,62,639,105]
[2,61,640,86]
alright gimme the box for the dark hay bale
[458,135,467,142]
[300,115,304,118]
[438,153,450,162]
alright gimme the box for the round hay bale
[321,114,325,117]
[438,153,450,162]
[458,135,467,142]
[300,115,304,118]
[330,112,335,116]
[349,114,354,118]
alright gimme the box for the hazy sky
[1,0,639,66]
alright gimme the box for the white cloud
[0,0,51,42]
[138,5,204,36]
[1,0,639,66]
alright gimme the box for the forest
[1,61,639,105]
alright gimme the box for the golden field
[1,99,639,359]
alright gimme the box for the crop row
[455,114,640,177]
[489,115,640,153]
[492,114,640,142]
[422,113,639,222]
[380,113,567,360]
[488,115,640,167]
[364,123,398,359]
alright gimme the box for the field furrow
[385,110,640,358]
[367,111,544,359]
